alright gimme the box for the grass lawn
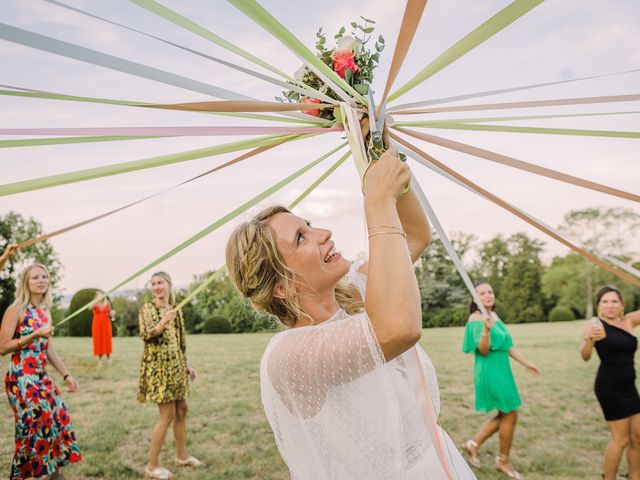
[0,320,616,479]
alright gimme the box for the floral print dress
[4,304,82,479]
[137,302,189,403]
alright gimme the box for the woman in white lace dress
[226,143,475,479]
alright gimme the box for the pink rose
[300,97,322,116]
[332,49,359,79]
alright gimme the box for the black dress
[594,320,640,421]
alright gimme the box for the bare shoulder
[467,312,483,322]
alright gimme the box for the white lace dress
[260,262,476,479]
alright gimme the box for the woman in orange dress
[91,290,113,368]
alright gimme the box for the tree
[543,253,640,319]
[191,272,278,333]
[0,212,62,317]
[415,232,476,327]
[473,235,510,297]
[499,233,546,323]
[559,207,640,317]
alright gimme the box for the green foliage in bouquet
[276,17,385,121]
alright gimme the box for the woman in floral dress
[0,264,82,479]
[138,271,200,480]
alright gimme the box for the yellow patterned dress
[137,302,189,403]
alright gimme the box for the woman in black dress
[582,285,640,480]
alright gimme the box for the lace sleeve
[265,313,385,417]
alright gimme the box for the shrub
[549,306,575,322]
[67,288,99,336]
[203,315,232,334]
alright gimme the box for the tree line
[2,207,638,335]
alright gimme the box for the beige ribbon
[380,0,429,106]
[390,132,640,288]
[394,127,640,203]
[391,93,640,115]
[146,100,333,113]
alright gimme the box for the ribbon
[15,137,303,249]
[388,0,545,102]
[391,133,640,287]
[56,142,348,326]
[380,0,429,106]
[172,149,352,311]
[394,127,640,203]
[0,126,341,137]
[404,122,640,139]
[0,23,251,101]
[0,85,317,125]
[389,68,640,111]
[400,144,640,283]
[0,134,300,197]
[392,93,640,115]
[228,0,365,106]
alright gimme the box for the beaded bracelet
[368,224,403,231]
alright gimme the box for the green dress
[462,318,521,413]
[137,302,189,403]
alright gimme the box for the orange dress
[92,303,112,356]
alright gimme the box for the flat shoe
[175,456,203,467]
[144,466,173,479]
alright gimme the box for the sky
[1,0,639,296]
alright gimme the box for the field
[0,321,618,479]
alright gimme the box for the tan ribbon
[392,93,640,115]
[394,127,640,203]
[390,132,640,287]
[146,100,333,113]
[16,141,284,249]
[380,0,429,106]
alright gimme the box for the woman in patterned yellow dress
[138,271,201,480]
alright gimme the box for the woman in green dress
[461,282,540,479]
[138,271,201,480]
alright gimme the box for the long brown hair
[225,205,363,327]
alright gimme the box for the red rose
[332,49,359,79]
[300,97,322,116]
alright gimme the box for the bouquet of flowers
[277,17,385,122]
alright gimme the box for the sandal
[461,439,481,468]
[495,454,525,479]
[175,455,203,467]
[144,466,173,479]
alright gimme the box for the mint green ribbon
[57,142,348,326]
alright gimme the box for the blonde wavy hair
[150,271,176,306]
[13,263,52,320]
[225,205,363,327]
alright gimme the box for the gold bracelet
[17,337,23,349]
[368,224,403,231]
[368,231,407,239]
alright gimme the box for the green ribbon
[131,0,293,81]
[228,0,366,105]
[0,87,318,125]
[56,142,348,326]
[0,135,158,148]
[407,122,640,138]
[388,0,545,102]
[173,149,351,311]
[0,134,301,197]
[394,110,640,126]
